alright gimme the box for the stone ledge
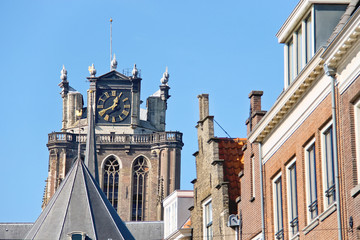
[319,203,337,222]
[303,218,319,235]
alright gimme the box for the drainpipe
[258,143,266,240]
[324,64,342,240]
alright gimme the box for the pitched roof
[24,158,134,240]
[218,138,246,214]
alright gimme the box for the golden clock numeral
[124,104,130,109]
[97,105,104,109]
[119,115,123,121]
[104,114,109,121]
[122,110,129,116]
[112,116,116,122]
[99,110,105,117]
[122,97,128,102]
[111,90,116,96]
[104,92,110,98]
[98,98,105,103]
[118,92,123,98]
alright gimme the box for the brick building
[43,59,183,222]
[240,0,360,239]
[190,94,245,240]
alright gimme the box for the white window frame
[251,156,256,200]
[321,121,336,209]
[202,198,213,240]
[273,172,283,240]
[305,139,318,223]
[284,9,314,88]
[355,99,360,184]
[286,158,299,239]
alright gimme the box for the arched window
[103,156,120,211]
[131,156,149,221]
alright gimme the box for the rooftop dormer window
[278,1,349,89]
[286,13,314,86]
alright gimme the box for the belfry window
[131,156,149,221]
[103,156,120,211]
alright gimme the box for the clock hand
[98,97,119,116]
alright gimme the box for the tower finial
[110,18,113,70]
[111,53,117,70]
[132,64,138,78]
[160,66,169,85]
[88,63,96,77]
[60,65,67,82]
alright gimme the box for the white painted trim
[286,158,298,239]
[202,197,212,240]
[261,74,331,164]
[277,0,350,43]
[272,172,283,239]
[248,50,324,144]
[320,121,335,209]
[304,138,317,224]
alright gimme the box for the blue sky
[0,0,298,222]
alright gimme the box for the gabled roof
[24,158,134,240]
[96,70,131,81]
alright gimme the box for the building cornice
[249,49,325,143]
[251,7,360,144]
[277,0,351,43]
[322,7,360,67]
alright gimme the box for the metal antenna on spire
[110,18,113,70]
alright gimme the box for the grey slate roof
[24,158,134,240]
[24,100,134,240]
[0,223,33,240]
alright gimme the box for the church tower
[44,58,183,222]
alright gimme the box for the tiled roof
[218,138,246,214]
[182,217,192,229]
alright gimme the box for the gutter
[258,143,266,240]
[324,64,343,240]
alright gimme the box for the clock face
[96,90,131,123]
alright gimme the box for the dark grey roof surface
[24,159,134,240]
[84,105,99,182]
[0,223,33,240]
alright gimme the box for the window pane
[324,127,335,205]
[305,15,313,63]
[288,163,298,236]
[307,144,318,219]
[288,39,295,84]
[297,28,303,72]
[103,157,120,210]
[132,157,149,221]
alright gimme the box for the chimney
[247,91,266,134]
[198,94,209,121]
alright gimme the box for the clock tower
[44,58,183,222]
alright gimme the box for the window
[355,99,360,184]
[131,156,149,221]
[251,156,256,200]
[273,174,283,239]
[203,198,213,240]
[287,160,298,238]
[285,12,314,86]
[305,141,318,221]
[103,156,120,211]
[321,123,336,207]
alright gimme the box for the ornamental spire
[160,66,169,85]
[60,65,67,82]
[111,53,117,71]
[88,63,96,77]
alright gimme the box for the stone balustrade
[48,131,183,145]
